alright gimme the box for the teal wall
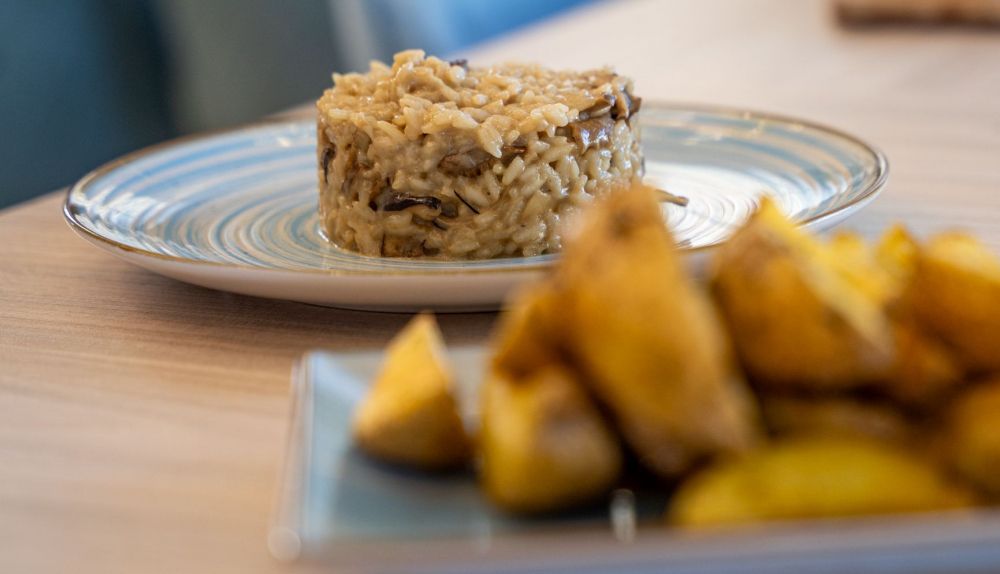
[0,0,593,208]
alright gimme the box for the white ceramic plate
[64,104,887,312]
[270,347,1000,573]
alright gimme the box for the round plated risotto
[316,50,644,259]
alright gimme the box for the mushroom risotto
[316,50,644,259]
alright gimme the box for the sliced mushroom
[629,95,642,116]
[612,90,642,120]
[580,96,614,120]
[568,116,615,151]
[439,148,495,177]
[368,186,444,219]
[440,199,460,218]
[500,144,527,161]
[655,188,689,207]
[321,145,335,182]
[382,192,442,213]
[448,58,469,70]
[439,145,527,177]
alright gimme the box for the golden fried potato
[875,224,919,292]
[828,230,896,302]
[883,320,962,407]
[828,230,869,257]
[943,377,1000,496]
[828,227,961,404]
[711,199,895,390]
[353,314,471,469]
[910,233,1000,373]
[825,227,962,405]
[491,283,562,378]
[479,366,622,514]
[669,436,972,527]
[826,225,920,305]
[552,184,759,477]
[762,395,913,444]
[871,227,964,404]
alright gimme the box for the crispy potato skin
[491,283,563,378]
[910,234,1000,373]
[479,366,622,514]
[552,185,760,477]
[875,224,919,290]
[712,201,895,390]
[944,378,1000,497]
[883,320,963,407]
[868,228,964,405]
[669,436,972,527]
[714,210,964,405]
[353,315,471,469]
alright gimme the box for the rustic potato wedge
[762,395,913,443]
[669,436,973,527]
[553,184,759,477]
[711,199,895,390]
[870,227,962,405]
[823,227,961,405]
[875,224,919,291]
[827,230,896,303]
[827,230,869,257]
[353,314,471,469]
[943,377,1000,496]
[883,320,963,407]
[479,366,622,514]
[491,283,563,378]
[910,233,1000,373]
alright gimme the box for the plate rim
[62,101,889,277]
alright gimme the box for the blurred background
[0,0,593,209]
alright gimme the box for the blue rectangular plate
[271,348,1000,573]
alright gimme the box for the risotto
[316,50,644,259]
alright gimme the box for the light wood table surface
[2,1,999,572]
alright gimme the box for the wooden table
[2,0,998,571]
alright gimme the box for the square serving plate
[271,349,1000,573]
